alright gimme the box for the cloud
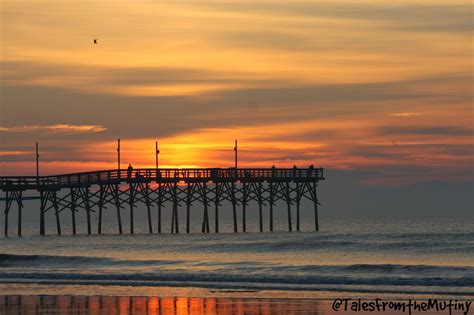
[0,124,107,134]
[197,2,473,34]
[378,126,473,136]
[1,61,278,97]
[0,150,30,157]
[388,112,422,117]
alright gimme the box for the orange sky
[0,0,472,185]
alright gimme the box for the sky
[0,0,473,216]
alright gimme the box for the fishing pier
[1,167,324,236]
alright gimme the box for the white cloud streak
[0,124,107,134]
[388,112,422,117]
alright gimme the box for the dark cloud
[378,126,473,137]
[341,141,474,164]
[1,61,275,87]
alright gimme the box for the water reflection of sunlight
[0,295,324,315]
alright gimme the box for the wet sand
[1,295,321,314]
[1,295,464,315]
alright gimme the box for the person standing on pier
[307,164,314,177]
[127,164,133,180]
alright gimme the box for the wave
[2,253,473,273]
[1,271,473,287]
[2,253,473,297]
[339,264,472,273]
[2,253,473,271]
[0,253,106,263]
[1,273,473,297]
[0,253,184,267]
[1,254,473,288]
[175,233,474,253]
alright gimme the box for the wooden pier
[1,167,324,236]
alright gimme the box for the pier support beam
[286,181,292,232]
[97,186,103,235]
[53,192,61,236]
[3,191,23,237]
[186,183,191,234]
[157,183,162,234]
[171,182,179,233]
[66,186,95,235]
[40,191,45,236]
[84,188,92,235]
[269,182,274,232]
[37,190,62,236]
[4,191,10,237]
[71,189,77,235]
[129,183,134,234]
[214,182,219,233]
[296,202,301,231]
[145,184,152,234]
[242,182,247,232]
[115,184,123,235]
[313,181,319,231]
[201,183,209,233]
[17,196,22,237]
[258,182,263,232]
[232,182,237,233]
[296,182,300,232]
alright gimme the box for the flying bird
[93,38,98,44]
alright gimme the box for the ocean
[0,217,472,300]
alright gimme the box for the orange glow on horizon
[1,113,472,185]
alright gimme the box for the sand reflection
[1,295,322,315]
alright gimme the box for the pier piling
[286,181,292,232]
[269,182,274,232]
[4,191,9,237]
[214,182,220,233]
[17,198,22,237]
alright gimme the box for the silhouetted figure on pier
[127,164,133,180]
[308,164,314,176]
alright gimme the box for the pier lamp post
[155,141,160,170]
[234,140,238,169]
[117,139,121,178]
[234,140,238,177]
[35,142,39,183]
